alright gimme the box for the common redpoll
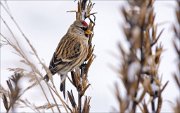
[44,20,91,97]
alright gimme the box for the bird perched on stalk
[44,20,91,98]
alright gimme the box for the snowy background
[1,1,179,112]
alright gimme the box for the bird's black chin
[85,34,88,37]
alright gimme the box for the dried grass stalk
[173,1,180,113]
[114,0,168,112]
[2,73,22,113]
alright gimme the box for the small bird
[44,20,91,97]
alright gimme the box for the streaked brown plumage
[44,20,91,97]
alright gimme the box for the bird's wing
[48,36,82,74]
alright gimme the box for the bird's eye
[80,27,87,31]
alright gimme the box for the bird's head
[69,20,92,36]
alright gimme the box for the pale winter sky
[1,1,179,112]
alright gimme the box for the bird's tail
[60,75,66,98]
[44,73,66,98]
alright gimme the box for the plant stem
[151,99,155,113]
[78,92,82,113]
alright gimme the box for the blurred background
[1,1,179,112]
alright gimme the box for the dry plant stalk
[2,73,22,113]
[66,0,96,113]
[0,0,95,113]
[115,0,168,113]
[173,1,180,113]
[0,1,65,112]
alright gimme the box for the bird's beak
[85,29,92,35]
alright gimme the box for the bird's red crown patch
[81,21,88,27]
